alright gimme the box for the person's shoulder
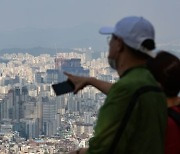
[126,66,152,80]
[112,67,159,97]
[124,67,157,86]
[111,77,139,96]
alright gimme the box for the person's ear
[117,38,124,52]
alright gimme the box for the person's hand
[64,72,91,94]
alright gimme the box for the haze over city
[0,0,180,51]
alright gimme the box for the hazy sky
[0,0,180,49]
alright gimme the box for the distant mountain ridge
[0,24,180,58]
[0,47,64,56]
[0,24,107,51]
[0,47,101,59]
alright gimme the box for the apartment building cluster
[0,48,118,153]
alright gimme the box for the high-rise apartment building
[42,101,56,136]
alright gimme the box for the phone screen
[52,80,75,96]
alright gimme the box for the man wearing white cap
[68,16,167,154]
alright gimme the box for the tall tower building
[46,69,59,83]
[42,101,56,136]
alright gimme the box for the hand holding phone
[52,80,75,96]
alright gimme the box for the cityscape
[0,46,180,153]
[0,47,119,153]
[1,0,180,153]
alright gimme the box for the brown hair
[147,51,180,97]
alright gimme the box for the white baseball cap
[99,16,156,57]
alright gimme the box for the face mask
[108,58,116,70]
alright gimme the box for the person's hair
[126,39,155,60]
[147,51,180,97]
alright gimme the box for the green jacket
[87,66,167,154]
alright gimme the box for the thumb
[64,71,72,77]
[73,88,79,94]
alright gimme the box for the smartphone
[52,80,75,96]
